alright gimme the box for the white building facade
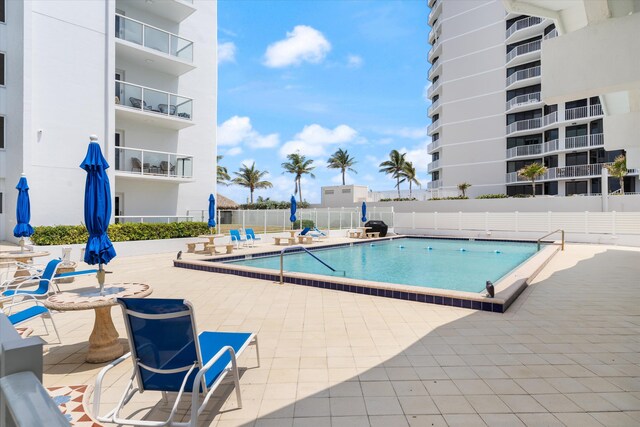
[426,0,639,197]
[0,0,217,241]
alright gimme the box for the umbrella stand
[97,263,106,295]
[19,237,25,253]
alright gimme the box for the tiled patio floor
[33,242,640,426]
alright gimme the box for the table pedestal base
[87,306,123,363]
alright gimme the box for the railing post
[327,208,331,231]
[264,210,267,236]
[339,208,343,229]
[242,210,245,232]
[283,210,286,231]
[140,150,145,175]
[315,209,318,229]
[350,212,353,229]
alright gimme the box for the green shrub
[428,196,469,201]
[378,198,417,202]
[512,194,533,198]
[238,200,311,210]
[476,194,509,199]
[293,219,315,229]
[31,222,211,246]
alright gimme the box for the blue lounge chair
[229,229,249,248]
[92,298,259,427]
[313,227,328,238]
[245,228,262,245]
[299,227,323,241]
[0,297,61,343]
[2,258,97,299]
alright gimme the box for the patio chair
[160,161,176,176]
[229,229,249,249]
[131,157,150,174]
[129,97,152,111]
[158,104,177,115]
[2,258,97,299]
[92,298,260,427]
[245,228,262,245]
[0,297,61,343]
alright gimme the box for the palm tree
[327,148,357,185]
[281,152,315,203]
[379,150,407,198]
[457,182,471,198]
[216,155,230,185]
[518,162,548,197]
[605,154,628,195]
[232,162,272,203]
[401,161,421,198]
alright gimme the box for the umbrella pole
[19,237,25,253]
[97,263,105,295]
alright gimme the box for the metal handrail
[537,229,564,251]
[279,245,344,284]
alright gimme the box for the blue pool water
[226,238,539,293]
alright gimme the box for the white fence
[395,211,640,236]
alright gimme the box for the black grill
[364,220,388,237]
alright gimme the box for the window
[0,0,5,23]
[566,181,588,195]
[324,190,334,195]
[0,52,4,86]
[0,116,4,149]
[566,152,588,166]
[341,189,351,194]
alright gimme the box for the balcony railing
[115,80,193,121]
[428,59,441,79]
[543,111,558,127]
[506,117,541,135]
[427,180,442,189]
[428,0,442,24]
[427,80,441,98]
[428,98,440,115]
[544,29,558,40]
[506,39,541,64]
[427,119,441,134]
[564,104,603,121]
[115,146,194,179]
[505,134,605,159]
[565,133,604,149]
[506,139,559,159]
[506,16,543,39]
[506,65,541,87]
[115,14,194,62]
[427,159,440,173]
[506,162,616,183]
[427,139,440,153]
[506,92,541,111]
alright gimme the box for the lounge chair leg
[162,391,169,404]
[49,314,62,344]
[233,367,242,409]
[253,336,261,368]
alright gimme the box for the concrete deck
[18,243,640,426]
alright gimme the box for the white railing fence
[506,65,541,87]
[395,211,640,236]
[506,16,543,39]
[506,39,541,63]
[114,215,193,224]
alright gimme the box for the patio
[36,243,640,426]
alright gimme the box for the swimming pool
[226,238,540,293]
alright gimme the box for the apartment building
[0,0,217,241]
[426,0,639,197]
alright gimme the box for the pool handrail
[537,229,564,251]
[279,246,344,285]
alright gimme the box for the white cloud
[264,25,331,68]
[378,126,429,139]
[241,158,255,168]
[225,146,242,156]
[423,82,432,102]
[279,124,358,158]
[217,116,280,149]
[331,172,356,185]
[347,54,363,68]
[218,42,236,64]
[399,141,432,173]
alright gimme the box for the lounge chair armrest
[8,277,51,295]
[190,345,236,422]
[93,352,132,419]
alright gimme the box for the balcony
[115,147,194,182]
[427,119,441,135]
[115,80,194,130]
[506,39,541,67]
[427,159,441,173]
[428,37,443,62]
[427,140,440,153]
[505,16,544,43]
[427,79,441,98]
[115,14,195,76]
[428,58,441,80]
[428,0,442,26]
[506,92,542,112]
[506,65,541,90]
[506,117,541,135]
[564,104,603,122]
[116,0,196,22]
[544,29,558,40]
[427,180,442,189]
[428,20,441,44]
[505,162,627,184]
[505,134,605,160]
[428,98,441,116]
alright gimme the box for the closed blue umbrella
[14,174,34,252]
[290,195,297,229]
[81,136,116,294]
[208,193,216,232]
[361,201,367,223]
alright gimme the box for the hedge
[31,222,211,246]
[476,194,509,199]
[293,219,315,229]
[238,200,311,210]
[378,198,417,202]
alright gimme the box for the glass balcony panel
[172,36,194,61]
[143,88,170,114]
[118,82,143,110]
[116,15,143,45]
[170,95,193,120]
[144,25,170,55]
[172,154,194,178]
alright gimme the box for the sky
[217,0,431,204]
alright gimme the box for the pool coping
[173,236,560,313]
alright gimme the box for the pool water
[227,238,539,293]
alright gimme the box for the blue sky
[217,0,431,204]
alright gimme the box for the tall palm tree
[232,162,272,203]
[379,150,407,198]
[518,162,548,197]
[281,152,315,203]
[605,154,628,195]
[401,161,421,198]
[216,155,230,185]
[457,182,471,198]
[327,148,357,185]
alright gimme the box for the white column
[601,167,609,212]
